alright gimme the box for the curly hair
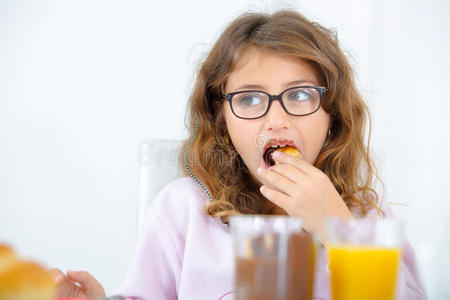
[181,10,383,222]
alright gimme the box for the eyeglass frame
[220,86,328,120]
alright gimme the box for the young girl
[50,10,426,300]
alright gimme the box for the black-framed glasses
[220,86,328,120]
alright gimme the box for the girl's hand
[49,268,106,300]
[257,150,352,240]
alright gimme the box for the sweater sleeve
[396,240,428,299]
[112,200,182,300]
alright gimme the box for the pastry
[0,244,56,300]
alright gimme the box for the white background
[1,0,449,298]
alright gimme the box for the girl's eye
[238,95,263,106]
[287,89,311,102]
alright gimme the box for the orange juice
[328,246,401,300]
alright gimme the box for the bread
[0,245,17,273]
[0,244,56,300]
[278,146,302,159]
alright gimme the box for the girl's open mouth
[262,142,301,167]
[263,146,279,167]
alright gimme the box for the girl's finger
[49,268,66,285]
[51,275,83,298]
[272,151,314,174]
[257,167,295,193]
[67,270,105,298]
[269,162,305,183]
[260,185,290,210]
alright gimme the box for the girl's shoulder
[362,196,399,219]
[149,176,210,222]
[157,176,207,205]
[157,177,207,202]
[349,191,394,219]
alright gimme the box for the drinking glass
[326,218,404,300]
[230,215,316,300]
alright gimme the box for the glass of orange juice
[325,218,404,300]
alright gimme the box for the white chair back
[137,139,185,237]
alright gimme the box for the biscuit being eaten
[277,146,302,159]
[264,146,302,167]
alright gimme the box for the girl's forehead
[231,47,281,72]
[226,48,320,91]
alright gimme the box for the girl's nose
[263,100,290,131]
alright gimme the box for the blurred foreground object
[0,244,56,300]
